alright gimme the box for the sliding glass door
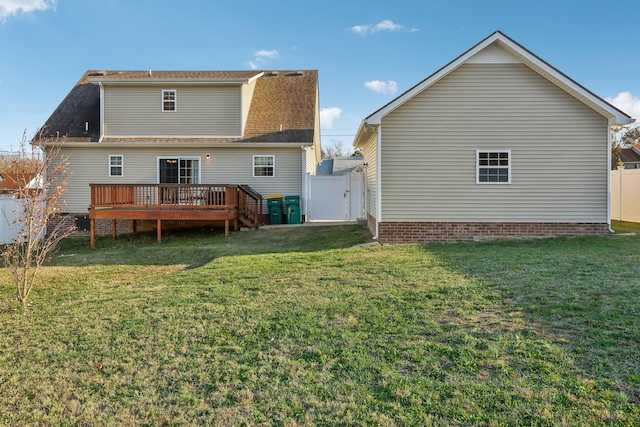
[158,157,200,184]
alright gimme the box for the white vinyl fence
[306,173,364,221]
[0,195,23,244]
[611,168,640,223]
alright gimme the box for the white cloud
[248,49,279,69]
[255,49,279,59]
[0,0,56,21]
[320,107,342,129]
[349,20,417,36]
[606,92,640,120]
[372,20,402,32]
[364,80,398,95]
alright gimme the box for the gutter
[41,141,314,149]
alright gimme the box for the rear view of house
[37,70,320,245]
[354,31,633,243]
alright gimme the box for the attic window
[162,90,176,112]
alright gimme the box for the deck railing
[88,183,263,248]
[238,184,263,228]
[90,183,239,209]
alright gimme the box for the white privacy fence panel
[0,196,23,244]
[307,173,364,221]
[611,169,640,223]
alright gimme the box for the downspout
[608,119,613,232]
[301,146,307,221]
[98,81,105,142]
[374,124,382,240]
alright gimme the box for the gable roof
[355,31,633,146]
[36,70,318,145]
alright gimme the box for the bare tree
[322,139,348,159]
[1,131,75,309]
[611,125,640,169]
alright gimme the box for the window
[109,155,123,177]
[253,155,275,177]
[158,157,200,183]
[477,150,510,184]
[162,89,176,111]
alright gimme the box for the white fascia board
[365,33,502,126]
[247,72,265,83]
[494,36,633,125]
[364,31,633,126]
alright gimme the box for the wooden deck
[89,184,263,248]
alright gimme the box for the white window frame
[253,155,275,177]
[162,89,177,112]
[157,156,201,184]
[476,150,511,184]
[109,154,124,177]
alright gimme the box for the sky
[1,0,640,153]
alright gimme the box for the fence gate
[308,173,363,221]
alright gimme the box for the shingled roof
[37,70,318,144]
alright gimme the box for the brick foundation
[50,213,134,237]
[377,221,609,244]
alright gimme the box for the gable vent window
[477,150,510,184]
[162,89,176,112]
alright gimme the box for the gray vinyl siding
[381,63,609,223]
[362,133,377,219]
[59,146,302,212]
[104,85,242,137]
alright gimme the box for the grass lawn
[1,223,639,425]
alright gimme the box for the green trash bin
[267,195,284,225]
[285,195,301,224]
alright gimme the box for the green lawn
[1,223,639,426]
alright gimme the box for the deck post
[224,219,229,236]
[157,219,162,244]
[112,219,117,240]
[90,219,96,250]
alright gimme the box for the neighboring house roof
[0,171,36,192]
[621,147,640,164]
[316,157,364,175]
[332,157,364,174]
[354,31,633,146]
[316,159,334,175]
[37,69,318,144]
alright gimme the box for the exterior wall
[103,85,242,137]
[58,145,303,213]
[378,222,608,244]
[362,133,377,222]
[380,62,609,224]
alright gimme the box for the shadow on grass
[48,224,372,269]
[423,235,640,404]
